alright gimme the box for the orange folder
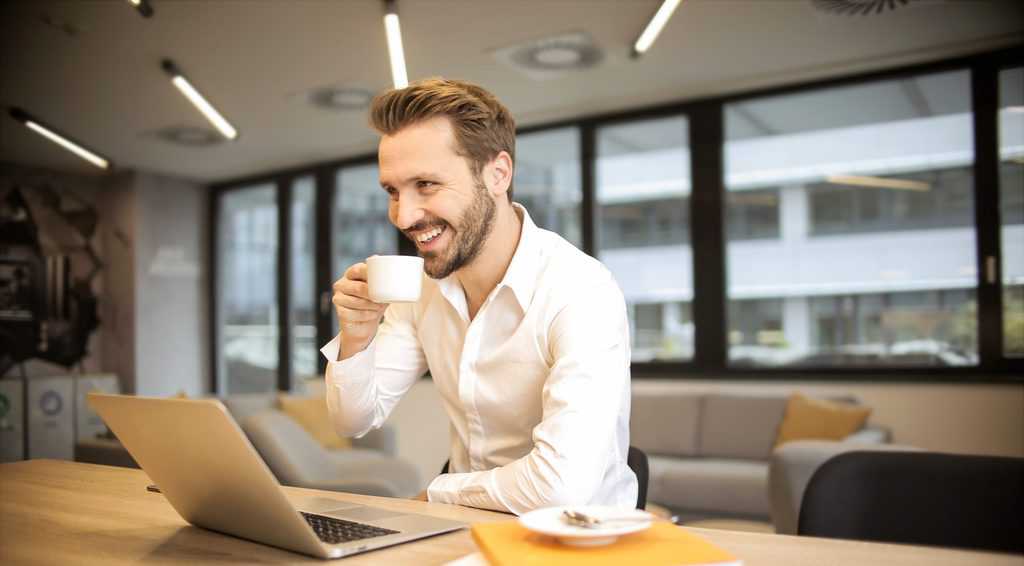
[471,520,741,566]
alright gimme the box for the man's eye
[416,180,435,189]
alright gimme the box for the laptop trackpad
[328,507,407,522]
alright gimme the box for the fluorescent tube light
[161,59,238,140]
[1004,106,1024,114]
[633,0,683,56]
[826,175,930,192]
[126,0,154,18]
[384,0,408,89]
[9,107,110,169]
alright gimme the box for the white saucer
[518,505,654,547]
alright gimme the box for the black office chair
[798,450,1024,554]
[440,445,649,510]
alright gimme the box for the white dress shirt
[320,205,637,514]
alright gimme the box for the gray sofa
[767,440,918,534]
[630,390,889,523]
[222,393,421,497]
[76,393,421,498]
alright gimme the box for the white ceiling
[1,0,1021,184]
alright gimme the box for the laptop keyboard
[301,512,400,544]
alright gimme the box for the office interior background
[1,0,1022,486]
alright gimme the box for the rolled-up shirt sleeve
[426,280,631,514]
[321,303,428,439]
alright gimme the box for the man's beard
[410,181,496,280]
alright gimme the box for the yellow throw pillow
[774,393,871,447]
[277,395,351,450]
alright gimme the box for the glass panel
[999,67,1024,356]
[331,163,396,336]
[596,116,692,362]
[724,70,978,367]
[514,127,582,247]
[217,185,278,393]
[290,177,317,383]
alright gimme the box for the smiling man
[321,78,637,514]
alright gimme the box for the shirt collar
[500,203,541,312]
[435,202,540,315]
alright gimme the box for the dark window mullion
[314,168,335,365]
[277,179,292,391]
[209,189,221,394]
[581,123,596,257]
[970,62,1003,369]
[689,102,727,370]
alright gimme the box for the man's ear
[485,151,513,198]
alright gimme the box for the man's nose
[391,192,424,230]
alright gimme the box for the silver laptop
[88,393,465,559]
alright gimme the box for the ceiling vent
[306,86,374,111]
[153,126,223,147]
[812,0,913,15]
[492,31,604,81]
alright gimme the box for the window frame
[209,45,1023,391]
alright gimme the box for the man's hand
[410,490,428,502]
[332,261,388,360]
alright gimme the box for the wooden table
[2,460,1020,565]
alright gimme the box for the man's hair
[369,78,516,202]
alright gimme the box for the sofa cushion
[278,394,351,450]
[240,410,331,485]
[774,394,871,447]
[630,391,700,457]
[699,394,788,460]
[222,393,276,422]
[649,456,770,517]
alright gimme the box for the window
[290,176,317,381]
[999,66,1024,356]
[212,49,1021,385]
[724,70,978,367]
[800,290,975,367]
[515,127,582,246]
[216,185,278,393]
[728,299,785,366]
[808,167,974,235]
[596,116,692,362]
[331,164,396,336]
[727,188,780,241]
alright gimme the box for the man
[322,78,636,515]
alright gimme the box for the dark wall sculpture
[0,187,100,376]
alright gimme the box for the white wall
[133,173,209,396]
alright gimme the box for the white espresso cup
[366,255,424,303]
